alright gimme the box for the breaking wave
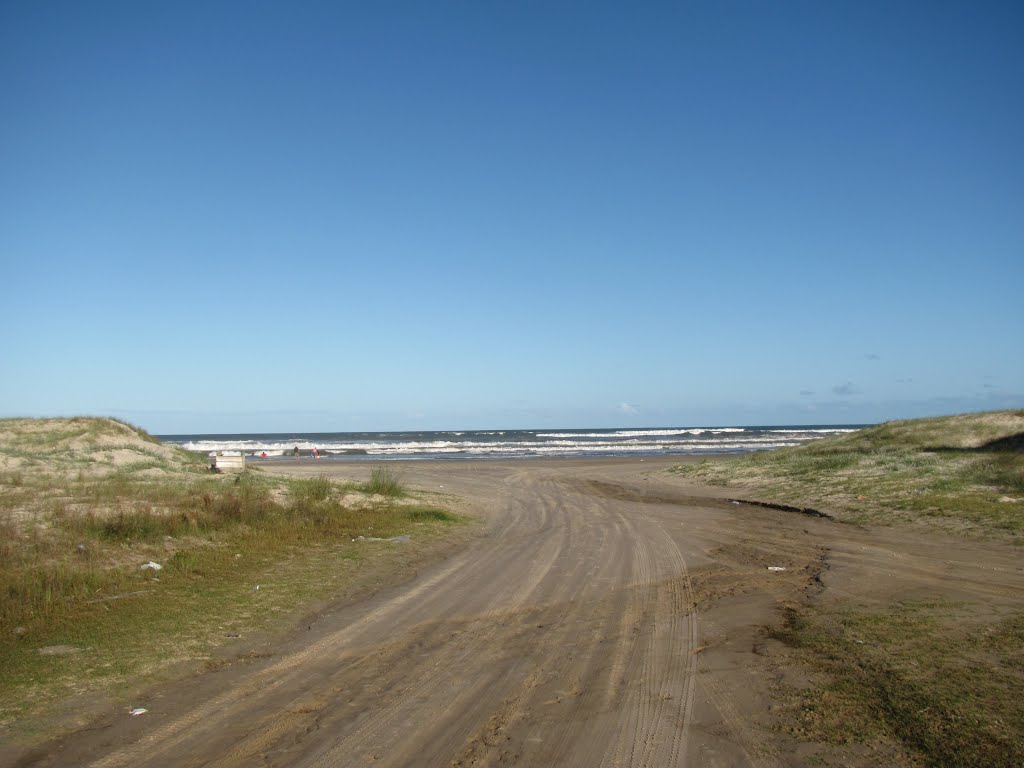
[165,424,865,461]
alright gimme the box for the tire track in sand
[448,476,634,768]
[300,485,572,768]
[600,513,699,768]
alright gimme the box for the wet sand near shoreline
[11,456,1024,767]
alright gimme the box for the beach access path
[15,457,1024,767]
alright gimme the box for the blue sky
[2,1,1022,434]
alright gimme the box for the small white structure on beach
[210,451,245,473]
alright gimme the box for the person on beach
[312,447,320,459]
[293,445,300,457]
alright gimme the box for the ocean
[158,425,865,461]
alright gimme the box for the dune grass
[672,410,1024,539]
[0,417,463,733]
[361,466,405,497]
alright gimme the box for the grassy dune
[673,409,1024,540]
[674,411,1024,767]
[0,417,461,735]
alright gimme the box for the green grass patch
[0,472,461,727]
[360,466,406,498]
[408,507,458,523]
[291,474,334,505]
[769,603,1024,767]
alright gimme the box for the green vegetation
[360,466,405,498]
[769,603,1024,767]
[0,417,462,732]
[672,410,1024,539]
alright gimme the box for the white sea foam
[172,424,860,459]
[182,434,822,455]
[766,429,859,434]
[535,428,746,438]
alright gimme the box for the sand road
[14,458,1024,767]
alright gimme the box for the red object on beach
[312,447,320,458]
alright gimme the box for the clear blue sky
[2,1,1022,434]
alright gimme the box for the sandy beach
[14,455,1023,767]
